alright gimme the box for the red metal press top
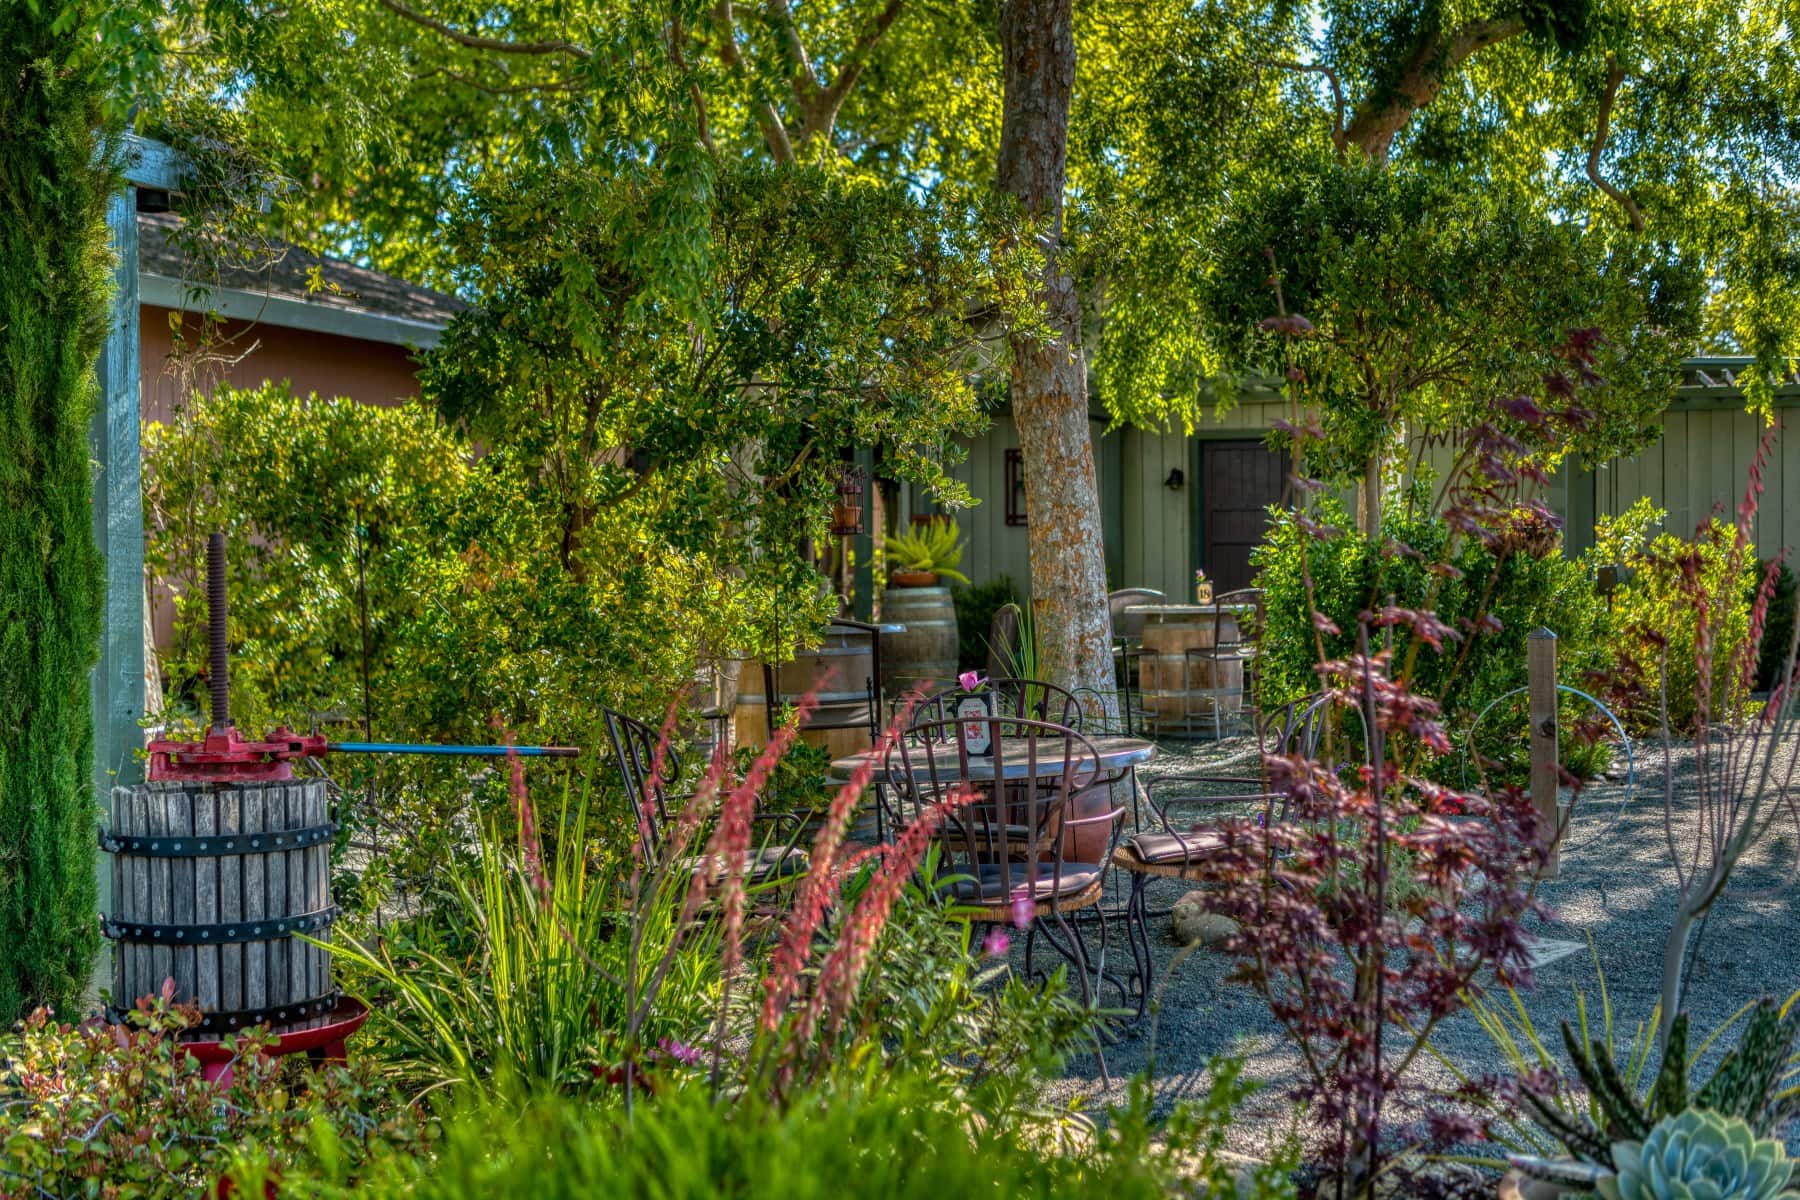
[146,725,328,783]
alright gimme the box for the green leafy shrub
[267,1061,1296,1200]
[144,383,799,896]
[0,2,112,1019]
[1254,497,1611,772]
[1597,1110,1793,1200]
[0,992,424,1198]
[734,734,834,820]
[952,575,1021,670]
[1592,500,1757,732]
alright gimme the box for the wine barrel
[882,585,958,696]
[1137,607,1244,737]
[104,779,339,1035]
[733,625,879,758]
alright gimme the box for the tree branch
[767,0,821,107]
[374,0,591,58]
[1343,15,1527,163]
[1587,59,1646,232]
[1265,59,1346,155]
[669,15,718,157]
[712,0,796,163]
[802,0,906,145]
[411,66,585,95]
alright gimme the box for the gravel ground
[1021,730,1800,1160]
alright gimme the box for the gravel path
[1028,731,1800,1160]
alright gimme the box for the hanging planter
[830,463,865,536]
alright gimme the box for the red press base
[177,996,369,1087]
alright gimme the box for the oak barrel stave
[1138,610,1245,733]
[881,586,958,697]
[104,778,336,1034]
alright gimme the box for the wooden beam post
[90,136,185,998]
[1527,627,1560,878]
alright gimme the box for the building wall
[941,414,1120,600]
[1593,403,1798,561]
[140,307,424,425]
[942,393,1800,608]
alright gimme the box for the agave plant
[883,518,970,584]
[1595,1110,1793,1200]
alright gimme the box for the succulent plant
[1533,999,1800,1170]
[1595,1110,1794,1200]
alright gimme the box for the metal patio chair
[1108,588,1164,735]
[1180,587,1264,740]
[604,707,808,885]
[884,714,1128,1010]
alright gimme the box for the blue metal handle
[329,741,580,759]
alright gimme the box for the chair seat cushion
[1121,829,1228,865]
[945,862,1103,904]
[687,845,808,882]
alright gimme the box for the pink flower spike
[982,927,1010,958]
[959,670,982,691]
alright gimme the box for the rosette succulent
[1597,1111,1794,1200]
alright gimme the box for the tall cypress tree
[0,2,113,1018]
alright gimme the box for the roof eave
[140,274,448,350]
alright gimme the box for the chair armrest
[1060,804,1127,828]
[753,809,804,831]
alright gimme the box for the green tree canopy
[1072,0,1800,521]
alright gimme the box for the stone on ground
[1171,890,1237,946]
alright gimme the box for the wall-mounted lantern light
[1164,467,1185,491]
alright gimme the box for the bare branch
[1265,59,1346,154]
[803,0,906,145]
[410,66,585,95]
[668,15,718,157]
[767,0,821,106]
[373,0,591,58]
[712,0,796,163]
[1587,59,1647,232]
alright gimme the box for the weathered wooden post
[1527,628,1561,878]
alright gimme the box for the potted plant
[883,519,970,588]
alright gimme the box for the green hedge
[1253,499,1611,776]
[0,6,114,1017]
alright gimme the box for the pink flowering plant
[1198,292,1622,1193]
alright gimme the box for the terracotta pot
[830,504,862,535]
[888,569,939,588]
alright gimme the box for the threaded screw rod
[207,531,231,732]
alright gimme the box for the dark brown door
[1200,441,1288,593]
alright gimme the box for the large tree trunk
[996,0,1114,705]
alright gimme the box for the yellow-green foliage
[1594,499,1757,733]
[0,4,113,1018]
[882,518,969,583]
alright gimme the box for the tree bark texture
[996,0,1115,704]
